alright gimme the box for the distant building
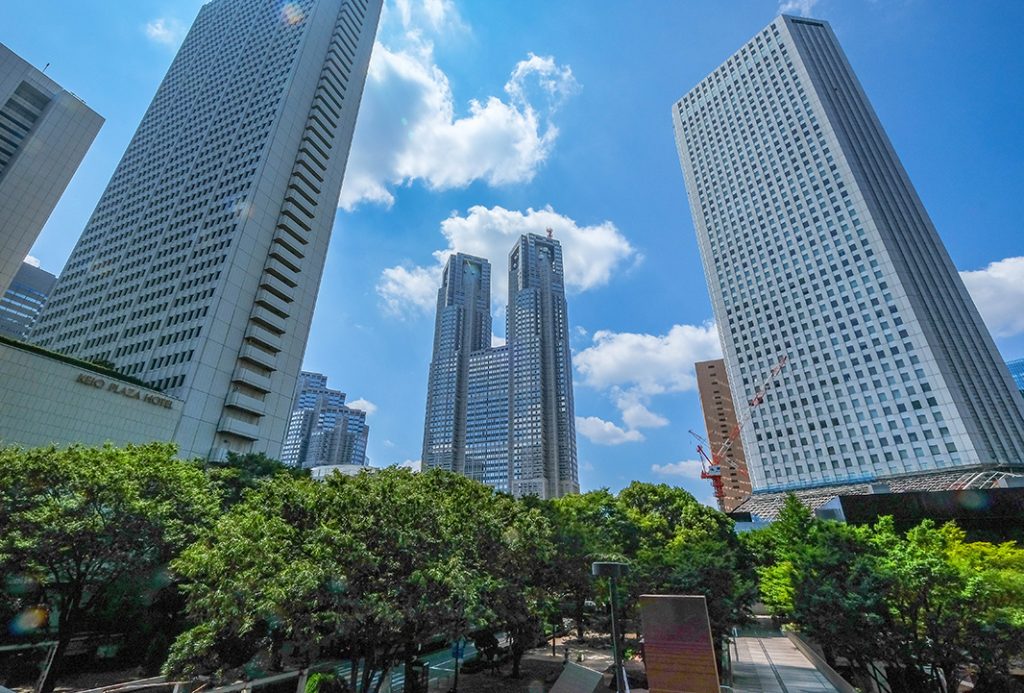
[281,371,369,469]
[695,359,752,512]
[1007,358,1024,395]
[0,43,102,295]
[673,15,1024,493]
[29,0,382,461]
[0,262,56,340]
[422,234,579,499]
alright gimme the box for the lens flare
[281,2,305,26]
[9,607,48,636]
[957,489,989,511]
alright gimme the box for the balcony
[259,272,295,303]
[244,323,282,353]
[239,341,278,370]
[255,289,291,319]
[225,390,267,417]
[232,365,272,393]
[265,257,299,287]
[216,414,260,441]
[251,305,287,334]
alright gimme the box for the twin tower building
[421,235,580,499]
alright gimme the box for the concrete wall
[0,341,182,449]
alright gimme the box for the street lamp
[592,561,629,693]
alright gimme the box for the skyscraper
[422,253,492,475]
[30,0,382,460]
[0,262,57,340]
[422,234,579,499]
[281,371,368,468]
[1007,359,1024,396]
[506,234,578,498]
[0,43,102,295]
[695,358,752,512]
[673,15,1024,492]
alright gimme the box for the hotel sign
[76,373,174,409]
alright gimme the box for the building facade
[506,234,578,498]
[0,340,182,450]
[673,15,1024,492]
[695,358,752,511]
[0,43,102,295]
[0,262,56,340]
[422,254,492,476]
[281,371,368,468]
[1007,358,1024,396]
[422,234,579,499]
[29,0,382,460]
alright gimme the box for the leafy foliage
[0,443,218,692]
[748,494,1024,693]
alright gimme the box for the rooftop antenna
[43,63,50,73]
[546,227,553,239]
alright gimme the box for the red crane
[694,355,787,506]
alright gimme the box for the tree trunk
[574,597,585,641]
[39,604,76,693]
[510,637,524,679]
[349,658,359,692]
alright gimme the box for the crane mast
[695,355,787,507]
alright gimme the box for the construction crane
[694,355,788,506]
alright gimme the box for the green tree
[0,443,219,693]
[167,468,552,690]
[204,451,308,508]
[617,483,754,652]
[545,490,633,640]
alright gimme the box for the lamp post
[592,561,629,692]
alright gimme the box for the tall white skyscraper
[31,0,382,460]
[0,43,102,295]
[422,234,579,499]
[674,15,1024,492]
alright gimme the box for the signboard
[549,662,604,693]
[640,595,720,693]
[75,372,174,409]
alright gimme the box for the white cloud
[384,439,396,448]
[340,36,578,209]
[575,322,721,395]
[377,205,635,316]
[576,416,644,445]
[960,256,1024,338]
[378,264,438,315]
[347,398,378,415]
[574,322,721,441]
[144,18,186,46]
[491,334,506,347]
[778,0,820,17]
[397,459,422,472]
[23,255,40,268]
[651,459,705,480]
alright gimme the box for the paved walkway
[730,635,839,692]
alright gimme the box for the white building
[673,15,1024,492]
[29,0,382,461]
[0,43,102,295]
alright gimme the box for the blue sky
[5,0,1023,503]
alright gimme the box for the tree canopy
[0,443,219,692]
